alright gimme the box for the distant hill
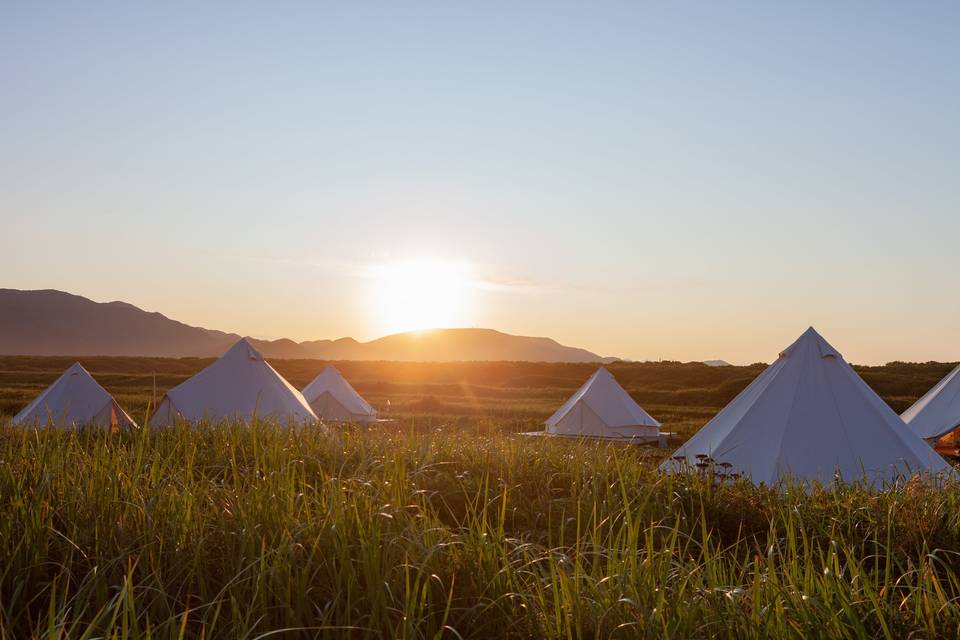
[0,289,237,358]
[297,328,609,363]
[0,289,614,363]
[703,360,733,367]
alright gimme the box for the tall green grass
[1,421,959,638]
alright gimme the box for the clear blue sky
[2,2,958,364]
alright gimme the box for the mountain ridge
[0,288,616,363]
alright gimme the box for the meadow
[1,356,959,638]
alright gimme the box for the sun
[367,258,475,335]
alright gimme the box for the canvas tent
[13,362,136,430]
[901,364,960,451]
[302,365,378,423]
[148,338,317,426]
[661,327,954,486]
[526,367,662,441]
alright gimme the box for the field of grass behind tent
[2,356,960,638]
[1,355,955,439]
[1,422,960,638]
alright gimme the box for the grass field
[0,356,959,638]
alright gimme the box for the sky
[1,2,958,365]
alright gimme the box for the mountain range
[0,289,616,362]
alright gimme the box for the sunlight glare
[367,258,475,335]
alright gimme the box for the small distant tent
[13,362,136,430]
[302,365,378,423]
[902,364,960,453]
[526,367,662,441]
[661,327,955,486]
[148,338,317,427]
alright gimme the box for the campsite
[3,344,960,638]
[5,2,959,638]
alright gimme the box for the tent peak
[227,337,263,361]
[779,326,841,360]
[66,362,87,375]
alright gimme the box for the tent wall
[310,391,379,423]
[902,365,960,441]
[549,400,658,439]
[148,397,178,428]
[92,400,136,431]
[311,392,353,422]
[551,400,606,437]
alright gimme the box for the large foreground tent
[302,365,378,423]
[148,338,317,426]
[525,367,663,442]
[902,364,960,452]
[13,363,136,430]
[661,327,954,486]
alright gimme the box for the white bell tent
[901,364,960,443]
[661,327,954,486]
[148,338,317,426]
[527,367,662,441]
[13,362,136,430]
[302,365,378,423]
